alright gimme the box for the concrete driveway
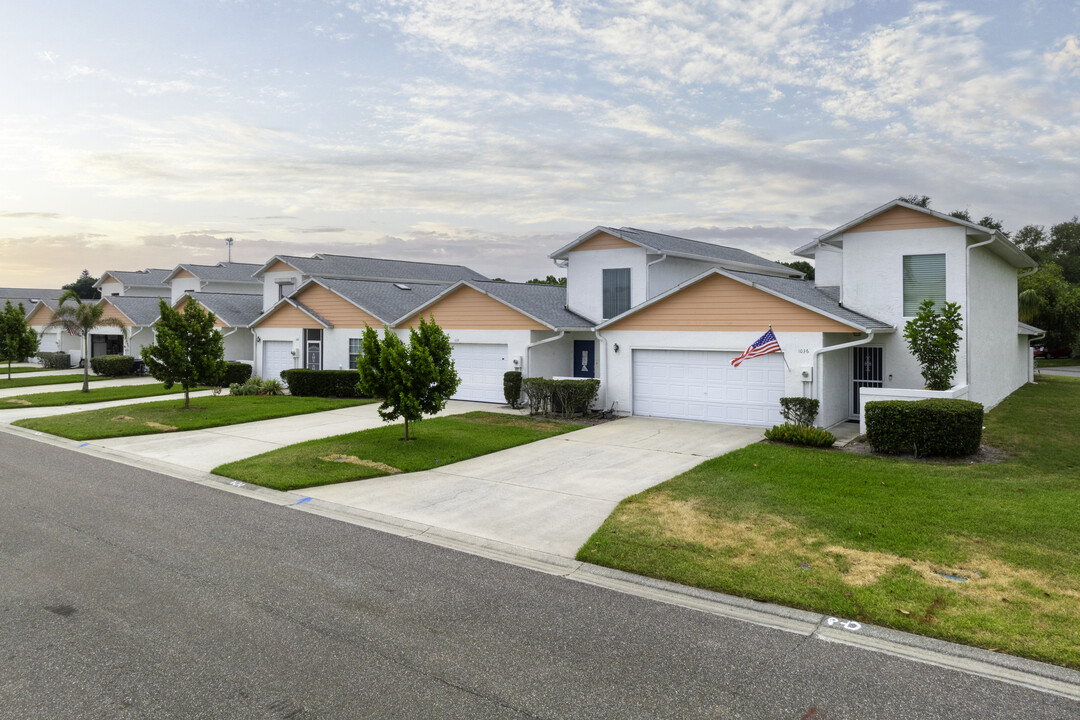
[305,416,763,558]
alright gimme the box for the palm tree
[44,290,127,392]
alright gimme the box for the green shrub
[280,368,365,398]
[39,351,71,369]
[865,398,984,457]
[764,423,836,447]
[229,376,285,397]
[522,377,553,415]
[779,397,819,427]
[521,377,600,417]
[503,371,523,408]
[221,362,253,386]
[89,354,135,376]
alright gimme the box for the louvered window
[603,268,631,319]
[903,254,946,316]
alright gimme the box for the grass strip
[1,383,207,409]
[214,411,581,491]
[0,367,81,375]
[0,374,115,390]
[578,375,1080,670]
[14,395,372,440]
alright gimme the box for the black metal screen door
[852,346,883,415]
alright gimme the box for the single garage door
[261,341,294,383]
[633,349,785,426]
[452,343,508,403]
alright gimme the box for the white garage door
[261,341,294,383]
[633,349,785,426]
[452,343,508,403]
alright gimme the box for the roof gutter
[525,331,565,379]
[645,254,667,299]
[811,331,876,425]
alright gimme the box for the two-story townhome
[163,262,263,306]
[173,292,264,362]
[94,268,172,297]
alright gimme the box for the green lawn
[579,375,1080,670]
[0,374,114,390]
[214,411,582,491]
[1,383,206,409]
[14,395,372,440]
[1036,357,1080,367]
[1,366,77,375]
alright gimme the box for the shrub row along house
[19,200,1038,429]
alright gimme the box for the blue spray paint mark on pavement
[296,497,313,504]
[78,443,89,448]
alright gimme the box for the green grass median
[0,374,114,390]
[1,383,204,409]
[579,375,1080,670]
[213,411,582,491]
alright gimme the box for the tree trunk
[6,359,11,380]
[184,386,190,409]
[82,333,90,392]
[404,418,410,441]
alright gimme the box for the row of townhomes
[12,200,1039,430]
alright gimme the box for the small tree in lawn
[355,317,461,440]
[0,300,40,379]
[903,299,964,391]
[44,290,127,392]
[141,299,227,409]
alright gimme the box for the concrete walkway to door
[305,417,764,558]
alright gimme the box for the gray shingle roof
[468,281,595,328]
[723,271,893,331]
[0,288,61,310]
[174,262,263,283]
[186,292,263,327]
[98,268,172,288]
[105,295,168,326]
[316,278,449,324]
[275,254,488,284]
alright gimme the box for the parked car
[1033,345,1072,359]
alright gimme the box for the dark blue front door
[573,340,595,378]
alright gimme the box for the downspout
[965,236,995,390]
[811,330,876,427]
[645,253,667,300]
[594,328,608,412]
[525,330,565,378]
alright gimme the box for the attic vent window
[394,283,412,291]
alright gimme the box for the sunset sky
[2,1,1078,287]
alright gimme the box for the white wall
[124,286,169,298]
[565,247,647,322]
[222,328,254,362]
[814,244,842,287]
[261,270,304,312]
[526,330,597,379]
[967,246,1028,410]
[596,329,825,416]
[99,280,124,297]
[170,278,200,305]
[818,336,854,428]
[647,256,721,299]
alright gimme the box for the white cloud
[1046,35,1080,77]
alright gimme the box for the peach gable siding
[173,268,196,279]
[99,301,135,327]
[569,231,638,252]
[256,302,321,329]
[400,287,547,330]
[266,259,298,273]
[295,284,381,328]
[28,305,55,326]
[605,274,859,332]
[846,206,956,234]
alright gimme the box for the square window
[277,281,294,299]
[903,254,946,316]
[602,268,631,319]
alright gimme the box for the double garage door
[451,343,507,403]
[633,349,785,426]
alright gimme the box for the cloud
[1046,35,1080,77]
[0,211,61,220]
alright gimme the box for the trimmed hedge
[865,398,984,457]
[89,354,135,376]
[521,377,600,418]
[280,368,366,398]
[221,362,253,386]
[503,371,522,408]
[764,423,836,448]
[779,397,819,427]
[39,352,71,369]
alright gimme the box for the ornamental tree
[355,316,461,440]
[44,290,127,392]
[903,299,964,391]
[141,299,227,409]
[0,300,40,379]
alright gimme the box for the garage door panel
[633,349,784,427]
[451,343,507,403]
[262,341,294,383]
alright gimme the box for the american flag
[730,328,781,367]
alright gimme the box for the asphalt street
[1,432,1077,719]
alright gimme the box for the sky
[1,0,1078,288]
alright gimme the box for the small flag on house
[731,328,781,367]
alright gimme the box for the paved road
[1,433,1077,719]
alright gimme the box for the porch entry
[304,328,322,370]
[90,334,124,358]
[851,346,883,416]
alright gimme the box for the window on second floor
[903,253,946,316]
[348,337,362,370]
[277,280,295,299]
[603,268,631,319]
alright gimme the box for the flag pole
[773,325,792,371]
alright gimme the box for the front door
[573,340,595,378]
[852,346,884,416]
[303,328,322,370]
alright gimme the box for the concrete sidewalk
[1,389,219,422]
[0,376,160,398]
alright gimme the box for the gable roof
[0,287,61,310]
[794,199,1037,269]
[94,268,172,290]
[312,278,449,325]
[100,295,168,326]
[596,268,892,334]
[394,280,595,330]
[252,253,488,284]
[549,227,800,277]
[179,292,263,327]
[164,262,263,284]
